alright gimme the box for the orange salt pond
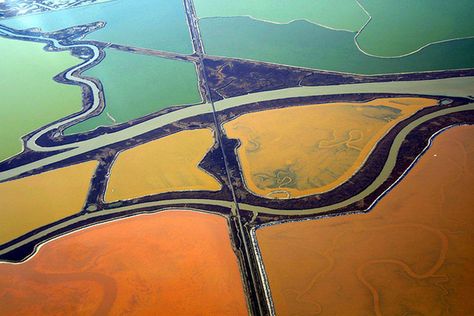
[0,210,248,315]
[257,125,474,315]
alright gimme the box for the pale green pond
[65,49,202,135]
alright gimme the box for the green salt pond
[200,16,474,75]
[357,0,474,57]
[194,0,367,32]
[65,49,201,135]
[0,37,82,161]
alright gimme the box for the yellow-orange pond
[257,125,474,315]
[223,97,437,199]
[0,210,248,315]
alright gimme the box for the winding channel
[1,26,474,255]
[0,59,472,183]
[1,103,473,257]
[0,26,102,153]
[1,26,474,181]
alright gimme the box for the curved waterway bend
[1,27,474,184]
[239,103,474,215]
[0,26,102,153]
[1,103,473,257]
[0,73,473,182]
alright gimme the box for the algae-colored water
[194,0,366,32]
[1,0,192,53]
[0,36,82,161]
[196,0,474,57]
[357,0,474,56]
[65,48,201,134]
[200,16,474,74]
